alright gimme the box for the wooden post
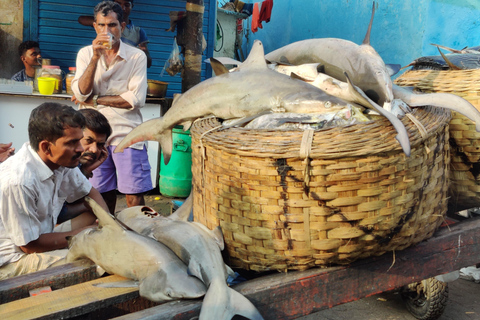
[182,0,205,93]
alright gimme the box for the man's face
[79,128,107,166]
[114,0,132,22]
[22,47,41,67]
[48,126,84,169]
[93,11,125,45]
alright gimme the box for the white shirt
[72,40,148,148]
[0,143,92,266]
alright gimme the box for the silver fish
[65,197,206,302]
[116,196,264,320]
[265,2,394,108]
[115,40,359,165]
[392,84,480,132]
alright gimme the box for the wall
[240,0,480,77]
[0,0,24,79]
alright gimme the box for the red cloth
[251,2,260,33]
[259,0,273,24]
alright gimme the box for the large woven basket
[190,107,451,272]
[395,69,480,212]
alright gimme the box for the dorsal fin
[209,57,230,76]
[237,40,268,71]
[169,192,193,221]
[362,1,376,45]
[437,47,462,70]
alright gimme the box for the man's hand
[0,142,14,162]
[82,146,108,176]
[71,94,95,107]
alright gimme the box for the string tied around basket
[299,128,315,192]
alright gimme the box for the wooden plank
[113,216,480,320]
[0,260,97,304]
[0,274,139,320]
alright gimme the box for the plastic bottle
[66,67,76,95]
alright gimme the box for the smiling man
[0,103,109,280]
[72,1,152,215]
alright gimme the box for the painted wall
[240,0,480,77]
[0,0,24,79]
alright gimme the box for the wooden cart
[1,215,479,320]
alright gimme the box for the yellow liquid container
[65,67,76,95]
[40,65,62,94]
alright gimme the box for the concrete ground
[116,191,480,320]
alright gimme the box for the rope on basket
[404,112,430,153]
[299,129,315,191]
[196,118,222,216]
[300,129,314,250]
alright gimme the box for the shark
[116,195,264,320]
[265,2,394,108]
[65,197,206,302]
[114,40,364,165]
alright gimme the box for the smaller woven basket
[191,107,451,271]
[396,69,480,212]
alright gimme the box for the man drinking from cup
[71,1,152,214]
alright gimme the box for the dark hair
[28,103,86,151]
[18,41,40,57]
[78,108,112,139]
[94,1,123,23]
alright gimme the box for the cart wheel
[400,277,449,320]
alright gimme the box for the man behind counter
[11,41,42,82]
[72,1,152,215]
[0,102,109,280]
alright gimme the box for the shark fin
[229,287,264,320]
[385,64,401,77]
[169,192,193,221]
[237,40,268,71]
[290,72,308,81]
[212,226,225,251]
[431,43,463,54]
[344,72,411,157]
[187,259,203,280]
[437,47,462,70]
[362,1,376,45]
[85,197,125,232]
[181,120,193,131]
[209,57,230,76]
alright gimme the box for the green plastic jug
[159,126,192,197]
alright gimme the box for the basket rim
[190,106,451,159]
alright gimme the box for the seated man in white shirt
[0,102,109,280]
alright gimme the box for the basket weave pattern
[191,107,450,271]
[396,69,480,211]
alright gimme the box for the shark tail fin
[228,287,264,320]
[344,72,411,157]
[362,1,376,45]
[436,47,462,70]
[199,280,264,320]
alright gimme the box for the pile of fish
[403,43,480,70]
[115,2,480,164]
[66,197,264,320]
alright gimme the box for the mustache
[81,152,97,161]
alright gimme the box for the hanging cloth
[251,2,260,33]
[259,0,273,24]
